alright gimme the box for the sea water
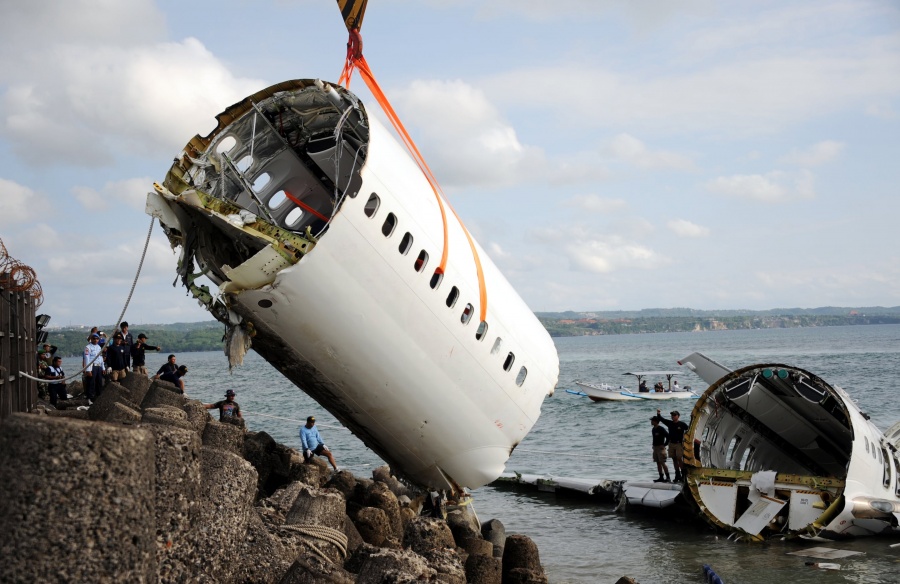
[61,324,900,583]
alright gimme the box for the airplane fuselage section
[148,79,559,491]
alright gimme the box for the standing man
[657,408,689,482]
[154,354,178,378]
[106,334,130,382]
[117,321,134,370]
[650,416,671,483]
[83,333,104,403]
[44,356,68,406]
[299,416,339,471]
[130,333,160,376]
[204,390,243,422]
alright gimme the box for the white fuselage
[150,81,560,491]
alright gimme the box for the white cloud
[476,0,704,27]
[564,194,628,213]
[563,228,668,273]
[29,224,64,250]
[608,133,695,170]
[0,1,165,60]
[668,218,710,238]
[1,30,264,167]
[393,79,547,188]
[73,177,156,211]
[482,32,900,137]
[72,187,107,211]
[865,101,898,120]
[0,178,48,225]
[706,169,815,203]
[779,140,845,166]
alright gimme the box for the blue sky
[1,0,898,326]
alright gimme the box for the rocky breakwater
[0,374,549,584]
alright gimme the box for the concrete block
[0,414,157,583]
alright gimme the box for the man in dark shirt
[44,356,67,406]
[130,334,160,376]
[158,365,188,394]
[657,408,689,482]
[154,354,178,378]
[204,390,243,423]
[117,321,134,370]
[106,334,130,382]
[651,416,670,483]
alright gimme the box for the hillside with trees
[47,306,900,353]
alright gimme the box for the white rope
[20,216,156,383]
[279,524,348,562]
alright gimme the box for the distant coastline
[46,306,900,354]
[538,312,900,337]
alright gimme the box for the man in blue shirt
[299,416,339,471]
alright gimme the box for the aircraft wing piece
[678,352,732,385]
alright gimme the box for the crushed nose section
[165,79,368,238]
[150,79,369,307]
[684,364,852,540]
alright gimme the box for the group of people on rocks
[78,321,166,402]
[39,323,344,470]
[35,321,169,405]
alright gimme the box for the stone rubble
[0,375,561,583]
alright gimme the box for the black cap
[671,411,680,416]
[307,416,315,423]
[225,390,235,397]
[138,333,147,339]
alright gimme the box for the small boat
[574,371,698,402]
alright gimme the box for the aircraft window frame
[503,352,515,372]
[268,189,287,209]
[285,207,304,228]
[414,250,428,272]
[490,337,503,355]
[430,269,443,290]
[739,445,755,471]
[893,454,900,497]
[515,366,527,387]
[236,155,253,173]
[461,303,474,325]
[727,435,743,462]
[253,172,271,193]
[446,286,459,308]
[215,135,237,154]
[382,213,397,237]
[398,232,413,255]
[865,437,870,454]
[475,321,488,341]
[882,448,891,489]
[364,193,380,217]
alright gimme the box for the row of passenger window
[363,192,528,387]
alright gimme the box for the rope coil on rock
[18,216,156,383]
[279,524,348,562]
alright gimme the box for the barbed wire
[0,236,43,306]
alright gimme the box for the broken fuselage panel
[682,356,900,540]
[147,79,560,492]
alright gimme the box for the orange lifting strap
[339,29,488,323]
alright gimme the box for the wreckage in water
[146,79,559,493]
[680,352,900,539]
